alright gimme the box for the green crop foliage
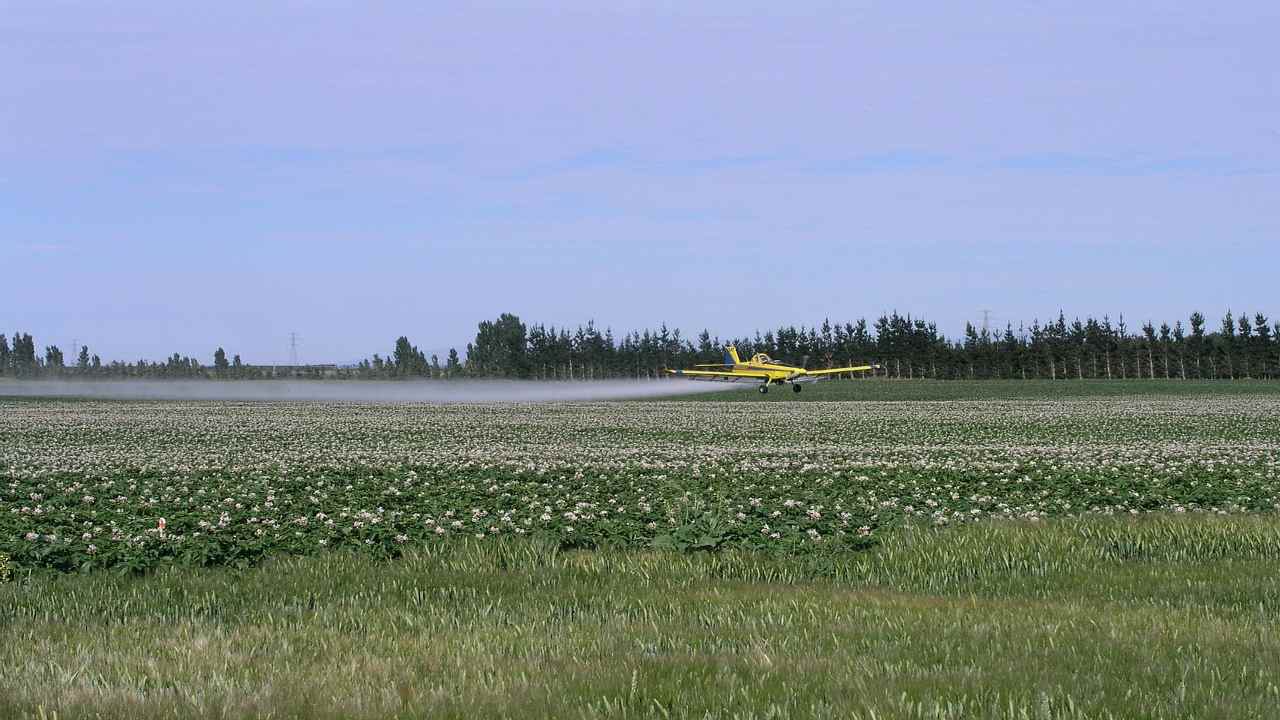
[3,393,1279,573]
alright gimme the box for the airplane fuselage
[665,346,877,394]
[734,355,820,383]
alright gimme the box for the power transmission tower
[289,332,300,367]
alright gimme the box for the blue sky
[3,1,1277,363]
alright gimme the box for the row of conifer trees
[4,309,1278,380]
[453,310,1279,381]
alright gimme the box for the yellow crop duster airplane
[666,346,879,394]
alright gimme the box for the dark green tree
[1116,315,1129,379]
[213,347,230,376]
[392,336,428,376]
[45,345,65,373]
[11,333,37,376]
[1254,314,1272,379]
[1219,311,1236,379]
[696,329,716,365]
[1141,322,1157,379]
[1237,314,1254,378]
[468,314,529,377]
[1188,312,1206,378]
[1172,321,1186,379]
[1069,317,1087,379]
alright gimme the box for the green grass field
[3,382,1280,718]
[5,517,1280,719]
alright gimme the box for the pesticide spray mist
[0,379,740,403]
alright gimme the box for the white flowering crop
[2,397,1278,572]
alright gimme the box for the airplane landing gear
[758,385,769,394]
[792,384,802,393]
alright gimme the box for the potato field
[4,393,1279,573]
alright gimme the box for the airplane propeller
[784,355,811,382]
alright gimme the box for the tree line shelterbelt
[4,310,1280,382]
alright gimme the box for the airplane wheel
[792,384,802,393]
[758,385,768,394]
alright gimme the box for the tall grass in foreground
[848,514,1280,593]
[4,516,1280,719]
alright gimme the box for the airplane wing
[804,364,879,376]
[665,369,771,382]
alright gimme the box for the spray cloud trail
[0,379,740,403]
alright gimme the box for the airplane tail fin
[724,345,742,366]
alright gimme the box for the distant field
[668,377,1280,401]
[3,390,1279,718]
